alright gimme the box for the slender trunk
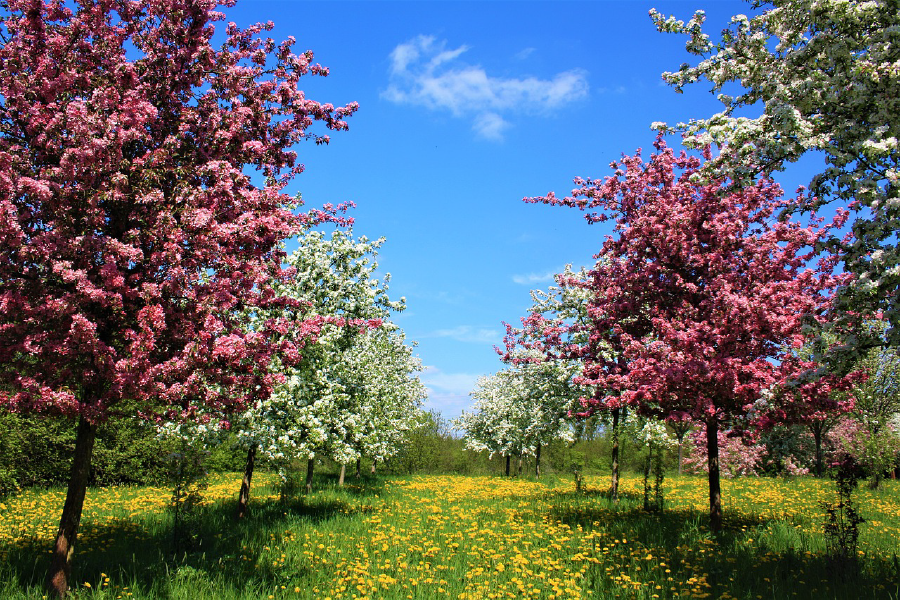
[505,455,511,477]
[706,418,722,533]
[813,425,824,478]
[610,408,620,502]
[236,445,256,519]
[870,471,883,490]
[643,443,653,512]
[677,435,684,475]
[535,444,541,478]
[305,457,314,494]
[517,454,522,476]
[370,459,377,474]
[338,463,346,487]
[355,458,362,478]
[47,415,98,599]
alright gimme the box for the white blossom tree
[329,327,427,483]
[455,355,579,476]
[501,264,637,493]
[233,227,406,511]
[651,0,900,352]
[852,345,900,437]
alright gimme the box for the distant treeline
[0,408,670,498]
[4,408,896,501]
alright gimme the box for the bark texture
[47,416,98,599]
[610,408,620,502]
[706,417,722,533]
[236,445,256,519]
[305,458,314,494]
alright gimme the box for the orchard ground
[1,473,899,599]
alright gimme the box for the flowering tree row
[496,0,900,531]
[454,353,580,476]
[168,226,425,513]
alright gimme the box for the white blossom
[454,356,580,459]
[652,0,900,348]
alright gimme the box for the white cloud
[473,112,509,141]
[514,47,536,60]
[512,270,558,285]
[420,366,479,396]
[383,35,589,141]
[429,325,501,345]
[419,366,481,419]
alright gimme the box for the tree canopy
[0,0,356,593]
[651,0,900,351]
[526,138,852,530]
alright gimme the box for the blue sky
[226,0,822,419]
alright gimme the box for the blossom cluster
[0,0,358,421]
[651,0,900,350]
[455,354,580,459]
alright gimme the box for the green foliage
[0,410,257,495]
[856,428,900,489]
[165,440,209,556]
[757,424,817,476]
[0,468,17,500]
[381,410,689,480]
[203,432,259,473]
[821,455,867,577]
[0,412,77,490]
[385,410,486,475]
[0,412,21,498]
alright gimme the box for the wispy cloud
[419,366,482,419]
[420,366,479,397]
[514,47,536,60]
[512,270,558,285]
[472,112,509,141]
[430,325,501,345]
[383,35,589,141]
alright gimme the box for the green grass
[1,472,899,599]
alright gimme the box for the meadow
[1,473,899,599]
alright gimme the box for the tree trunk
[535,444,541,478]
[643,442,653,512]
[706,418,722,533]
[812,424,824,477]
[305,457,314,494]
[505,455,511,477]
[355,458,362,478]
[370,459,377,474]
[677,435,684,475]
[236,445,256,519]
[47,415,98,599]
[517,454,523,476]
[870,470,883,490]
[610,407,620,502]
[338,463,346,487]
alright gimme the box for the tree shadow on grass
[0,492,363,598]
[315,473,386,498]
[534,489,900,600]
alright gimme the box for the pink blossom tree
[526,138,849,532]
[0,0,356,595]
[682,425,768,479]
[763,354,860,477]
